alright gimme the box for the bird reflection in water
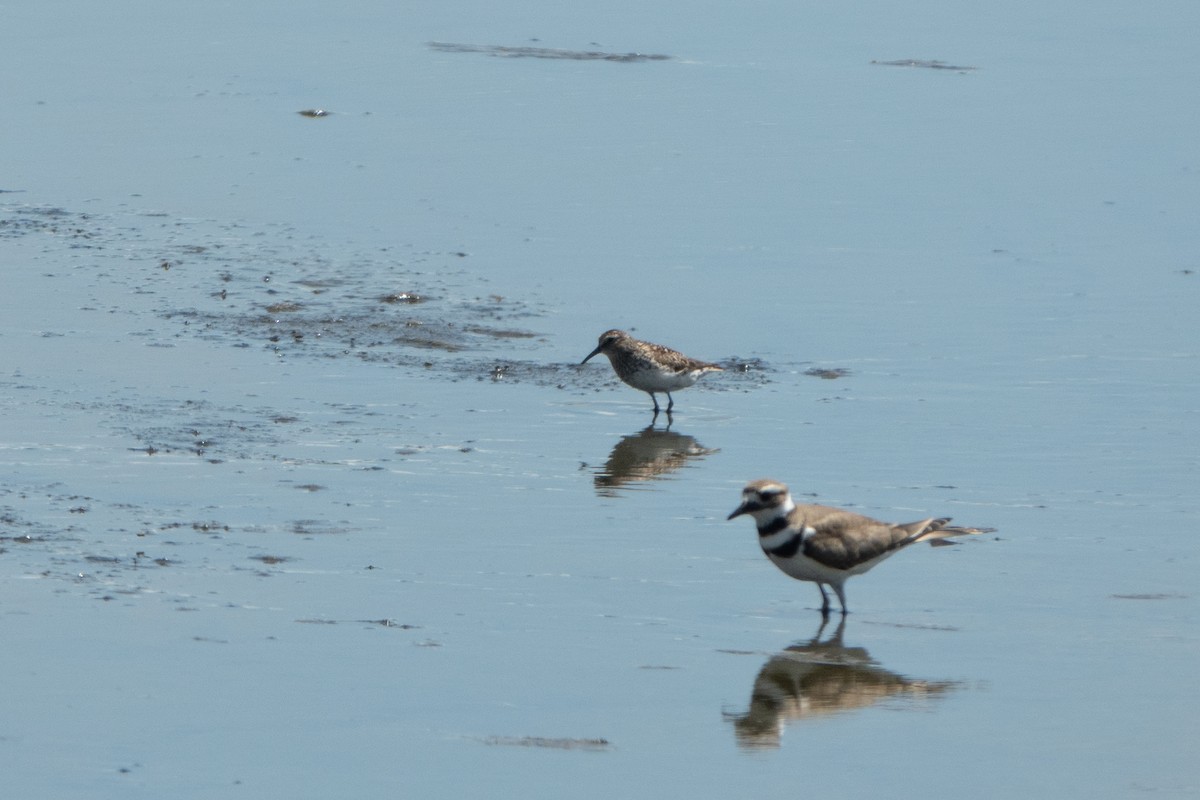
[724,617,963,749]
[592,422,719,497]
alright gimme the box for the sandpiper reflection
[725,618,962,748]
[592,422,719,497]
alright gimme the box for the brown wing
[794,505,919,571]
[641,340,722,373]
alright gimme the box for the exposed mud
[2,204,774,395]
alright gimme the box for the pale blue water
[3,2,1199,798]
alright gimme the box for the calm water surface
[2,1,1198,798]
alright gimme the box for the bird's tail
[904,517,996,545]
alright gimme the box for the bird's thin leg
[665,392,675,412]
[648,392,660,413]
[817,584,831,616]
[832,584,849,616]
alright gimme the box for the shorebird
[580,329,722,414]
[727,479,993,615]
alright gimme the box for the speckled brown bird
[580,329,722,414]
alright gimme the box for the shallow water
[3,2,1200,798]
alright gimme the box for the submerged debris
[871,59,978,72]
[481,736,611,750]
[430,42,671,63]
[380,291,425,304]
[804,367,851,380]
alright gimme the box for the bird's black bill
[580,346,603,365]
[728,497,768,519]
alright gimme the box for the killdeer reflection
[728,479,994,615]
[725,617,962,748]
[580,329,722,415]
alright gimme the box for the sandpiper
[727,479,993,616]
[580,329,723,414]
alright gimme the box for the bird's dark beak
[580,345,603,365]
[727,503,751,520]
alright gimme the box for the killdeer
[727,479,993,615]
[580,329,722,414]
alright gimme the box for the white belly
[766,550,849,584]
[765,548,899,584]
[622,366,702,393]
